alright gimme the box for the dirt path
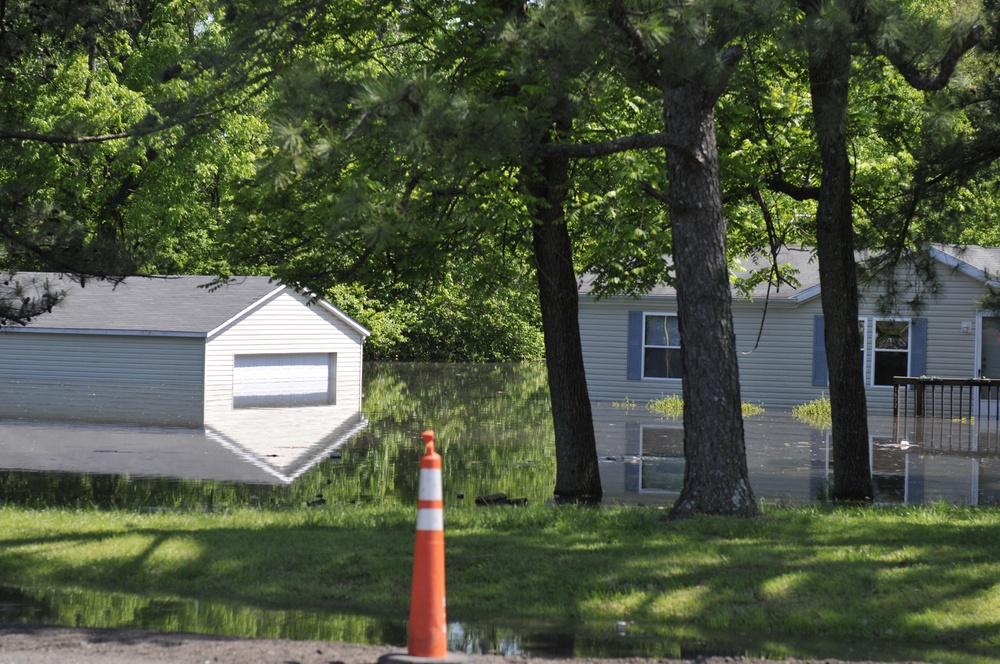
[0,625,935,664]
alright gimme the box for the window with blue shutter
[627,311,682,380]
[814,315,927,387]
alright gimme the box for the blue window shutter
[910,317,928,377]
[627,311,643,380]
[812,315,828,387]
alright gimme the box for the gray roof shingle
[4,273,282,335]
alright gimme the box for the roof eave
[928,245,989,282]
[315,299,371,339]
[0,327,205,338]
[205,285,286,339]
[792,284,822,304]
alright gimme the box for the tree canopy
[4,0,999,510]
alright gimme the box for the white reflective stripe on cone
[416,508,444,531]
[418,469,443,500]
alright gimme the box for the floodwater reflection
[4,361,999,509]
[0,583,989,663]
[593,402,1000,507]
[2,362,1000,661]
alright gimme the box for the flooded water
[1,361,998,660]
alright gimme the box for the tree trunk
[805,1,873,502]
[532,213,602,501]
[523,111,603,502]
[664,81,757,519]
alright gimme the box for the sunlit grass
[2,503,1000,659]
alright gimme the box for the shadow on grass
[1,506,999,660]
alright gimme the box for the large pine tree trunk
[805,2,873,502]
[523,110,602,502]
[665,82,757,519]
[532,213,602,501]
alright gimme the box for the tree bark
[523,112,603,502]
[532,211,602,501]
[664,81,757,519]
[804,0,873,502]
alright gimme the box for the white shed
[0,273,370,426]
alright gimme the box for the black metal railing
[893,376,1000,453]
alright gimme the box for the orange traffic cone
[380,430,466,664]
[408,430,447,658]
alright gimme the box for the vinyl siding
[579,296,827,411]
[0,332,204,425]
[204,291,366,414]
[580,260,988,415]
[733,298,826,411]
[858,261,982,412]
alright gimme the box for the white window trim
[859,318,868,386]
[870,317,912,388]
[642,312,682,381]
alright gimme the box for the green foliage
[611,396,637,412]
[792,395,833,429]
[325,273,544,363]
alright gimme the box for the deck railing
[893,376,1000,453]
[892,376,1000,420]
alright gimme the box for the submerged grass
[2,503,1000,658]
[648,395,765,419]
[792,394,833,429]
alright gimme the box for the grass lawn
[1,502,999,661]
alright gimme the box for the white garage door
[233,353,335,408]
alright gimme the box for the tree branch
[862,22,984,92]
[764,177,821,201]
[0,130,134,145]
[607,0,661,88]
[534,131,678,159]
[641,182,670,204]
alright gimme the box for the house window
[643,314,682,379]
[872,320,910,386]
[233,353,336,408]
[638,426,685,493]
[812,316,926,388]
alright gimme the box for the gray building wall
[0,332,205,425]
[580,260,986,415]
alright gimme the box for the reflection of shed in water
[204,404,367,483]
[0,273,369,426]
[0,405,366,484]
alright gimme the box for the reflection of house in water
[204,405,367,483]
[0,405,366,485]
[592,403,1000,506]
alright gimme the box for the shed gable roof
[3,273,369,338]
